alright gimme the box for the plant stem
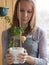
[19,3,22,47]
[13,36,16,47]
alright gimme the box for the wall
[0,0,17,65]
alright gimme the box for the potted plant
[3,15,26,64]
[8,25,26,64]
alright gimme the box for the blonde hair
[12,0,36,36]
[30,4,36,34]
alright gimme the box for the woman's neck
[21,23,28,30]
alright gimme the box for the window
[36,0,49,43]
[36,1,49,62]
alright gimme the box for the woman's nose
[24,11,27,17]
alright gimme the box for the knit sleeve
[2,29,9,65]
[34,28,47,65]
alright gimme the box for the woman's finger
[5,53,14,64]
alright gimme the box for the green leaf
[10,26,24,36]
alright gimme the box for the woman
[2,0,47,65]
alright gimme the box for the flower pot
[9,47,25,64]
[0,7,9,16]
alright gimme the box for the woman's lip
[22,19,27,21]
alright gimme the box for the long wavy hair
[12,0,36,36]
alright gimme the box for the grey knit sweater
[2,27,47,65]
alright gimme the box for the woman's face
[17,1,34,29]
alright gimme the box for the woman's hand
[5,50,14,65]
[17,49,28,64]
[17,49,35,65]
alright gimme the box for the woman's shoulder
[37,27,45,36]
[37,27,44,32]
[32,27,45,41]
[2,27,11,38]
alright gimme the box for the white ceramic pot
[9,47,25,64]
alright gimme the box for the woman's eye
[20,9,24,12]
[28,11,32,13]
[20,9,32,13]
